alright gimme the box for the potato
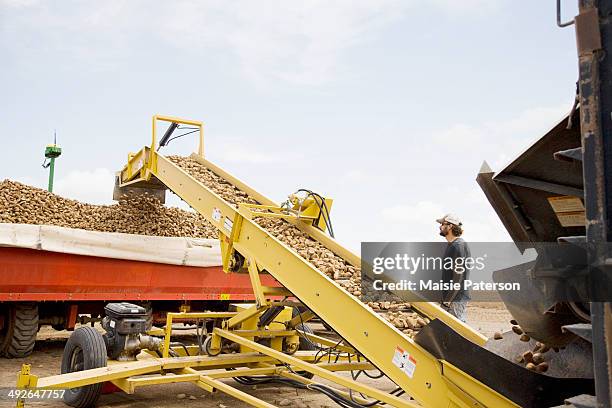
[539,345,551,353]
[522,351,533,364]
[512,325,523,335]
[532,353,545,364]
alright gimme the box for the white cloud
[430,104,569,170]
[367,104,567,245]
[376,197,510,244]
[212,141,300,164]
[0,0,38,7]
[341,169,376,184]
[1,0,501,86]
[378,201,444,242]
[53,168,115,204]
[430,0,502,16]
[381,201,443,224]
[145,0,412,86]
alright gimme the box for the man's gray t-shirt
[442,237,471,303]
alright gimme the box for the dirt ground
[0,303,511,408]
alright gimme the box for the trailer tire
[204,335,221,356]
[61,326,107,408]
[0,303,39,358]
[296,323,316,379]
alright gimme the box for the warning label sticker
[556,211,586,227]
[548,196,584,213]
[212,208,222,222]
[547,196,586,227]
[392,346,416,379]
[224,217,233,232]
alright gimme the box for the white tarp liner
[0,223,222,267]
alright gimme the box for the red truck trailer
[0,227,278,358]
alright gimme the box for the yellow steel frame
[151,114,204,157]
[162,311,236,358]
[121,115,509,407]
[15,115,517,408]
[15,351,392,407]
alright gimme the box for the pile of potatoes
[0,179,217,238]
[367,302,428,338]
[168,156,425,336]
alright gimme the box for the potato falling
[512,325,555,372]
[167,156,424,337]
[0,179,217,238]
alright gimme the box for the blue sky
[1,1,580,251]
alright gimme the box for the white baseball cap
[436,214,462,226]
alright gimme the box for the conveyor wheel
[61,326,107,408]
[296,321,316,379]
[204,335,221,356]
[0,302,39,358]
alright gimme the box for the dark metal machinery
[477,2,612,406]
[574,1,612,407]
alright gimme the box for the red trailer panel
[0,247,277,302]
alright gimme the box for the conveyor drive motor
[102,302,162,361]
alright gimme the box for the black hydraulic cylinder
[158,122,179,148]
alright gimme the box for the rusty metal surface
[576,1,612,406]
[575,8,602,56]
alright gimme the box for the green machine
[42,132,62,192]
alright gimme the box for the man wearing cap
[436,214,471,322]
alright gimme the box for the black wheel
[291,307,317,351]
[296,322,316,379]
[204,336,221,356]
[297,322,316,351]
[61,326,107,408]
[0,302,39,358]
